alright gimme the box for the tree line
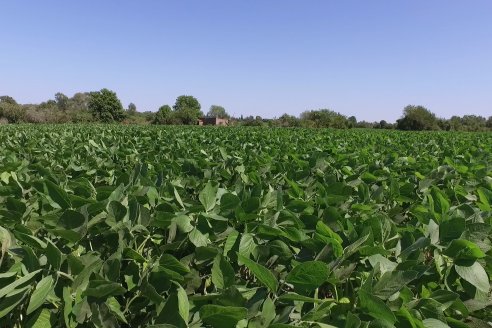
[1,89,491,131]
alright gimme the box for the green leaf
[106,298,127,324]
[173,215,194,233]
[223,230,239,257]
[199,305,247,328]
[72,259,102,290]
[107,201,127,221]
[238,233,256,258]
[237,254,278,292]
[174,187,185,209]
[373,270,419,300]
[242,197,260,213]
[400,237,430,260]
[199,182,217,212]
[278,293,330,303]
[0,172,10,185]
[91,302,119,328]
[422,318,450,328]
[123,247,146,263]
[189,228,209,247]
[285,261,329,294]
[0,226,12,266]
[0,271,17,289]
[25,308,52,328]
[368,254,397,274]
[45,179,71,209]
[316,221,343,243]
[477,187,491,210]
[27,275,54,315]
[0,286,29,319]
[45,240,62,271]
[159,254,190,275]
[57,210,86,231]
[358,289,396,324]
[439,217,465,242]
[212,254,235,290]
[176,284,189,324]
[220,193,240,212]
[444,239,485,260]
[0,269,42,299]
[82,280,126,299]
[14,232,46,249]
[62,287,72,328]
[345,312,361,328]
[260,297,276,327]
[431,187,450,217]
[455,262,490,293]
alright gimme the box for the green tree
[486,116,492,129]
[277,113,300,127]
[153,105,175,124]
[71,92,91,111]
[173,95,202,125]
[55,92,70,111]
[300,109,348,128]
[448,116,462,131]
[127,103,137,115]
[242,115,265,126]
[0,97,25,123]
[206,105,229,119]
[375,120,388,129]
[0,95,17,105]
[348,116,357,128]
[461,115,487,131]
[88,88,125,122]
[396,105,439,131]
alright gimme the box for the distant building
[197,117,229,126]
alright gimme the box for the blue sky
[1,1,491,121]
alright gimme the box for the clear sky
[1,1,491,121]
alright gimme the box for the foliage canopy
[88,88,125,123]
[0,125,491,327]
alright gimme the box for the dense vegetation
[1,92,491,131]
[0,125,491,327]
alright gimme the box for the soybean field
[0,125,491,328]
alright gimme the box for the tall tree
[278,113,300,127]
[300,109,348,128]
[127,103,137,115]
[348,116,357,128]
[88,88,125,122]
[71,92,90,111]
[0,96,17,105]
[396,105,439,131]
[0,97,25,123]
[153,105,174,124]
[206,105,229,119]
[173,95,202,125]
[55,92,70,111]
[487,116,492,129]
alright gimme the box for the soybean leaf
[199,305,247,328]
[212,254,235,290]
[358,289,396,325]
[199,182,217,212]
[373,270,419,300]
[286,261,329,294]
[27,275,54,315]
[82,280,126,299]
[444,239,485,260]
[237,254,278,292]
[45,180,71,209]
[455,262,490,293]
